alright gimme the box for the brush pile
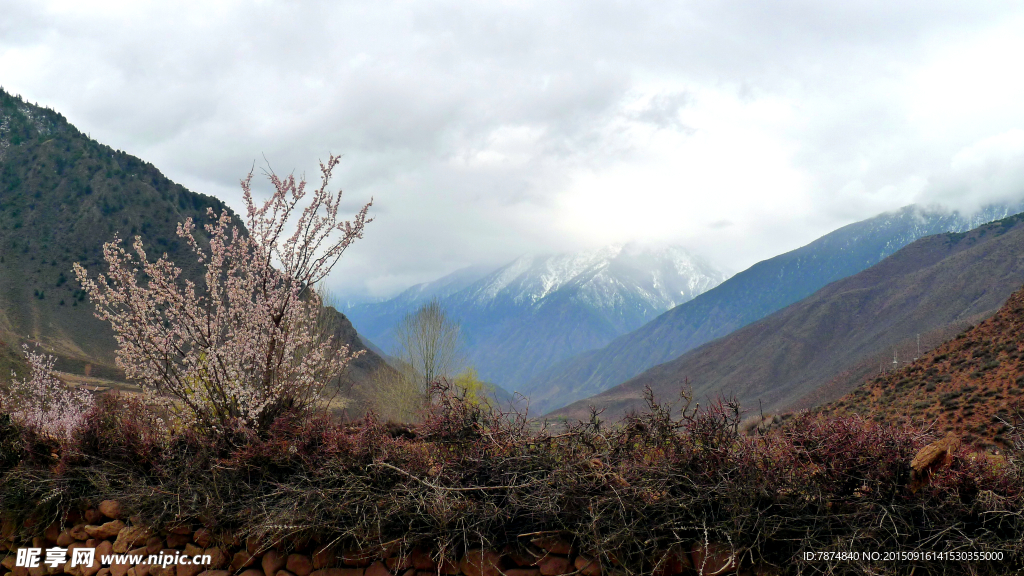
[2,384,1024,575]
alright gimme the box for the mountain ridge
[547,212,1024,422]
[529,202,1024,415]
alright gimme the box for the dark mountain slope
[530,204,1024,414]
[818,282,1024,450]
[0,89,383,391]
[549,213,1024,422]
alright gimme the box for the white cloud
[3,1,1024,297]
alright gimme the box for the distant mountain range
[344,244,726,393]
[0,89,384,401]
[549,212,1024,422]
[528,203,1024,414]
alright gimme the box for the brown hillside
[0,89,385,405]
[818,284,1024,449]
[548,213,1024,423]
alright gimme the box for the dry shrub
[2,383,1024,574]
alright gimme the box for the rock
[197,572,230,576]
[114,527,156,554]
[109,561,131,576]
[166,534,191,549]
[203,549,229,571]
[167,527,192,536]
[339,551,373,568]
[690,542,735,576]
[84,510,103,525]
[69,525,90,541]
[175,564,202,576]
[192,530,213,549]
[574,556,601,576]
[406,550,434,571]
[85,521,126,540]
[184,546,203,559]
[146,538,164,555]
[285,555,312,576]
[275,571,296,576]
[57,532,76,547]
[29,565,48,576]
[98,501,124,521]
[97,541,114,559]
[236,570,263,576]
[653,547,692,576]
[459,549,502,576]
[44,523,61,543]
[530,537,573,556]
[312,547,337,569]
[910,433,961,492]
[263,550,287,576]
[363,563,390,576]
[502,570,541,576]
[98,569,111,576]
[231,552,256,573]
[308,570,364,576]
[536,556,571,576]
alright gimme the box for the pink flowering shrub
[0,344,93,441]
[73,156,372,433]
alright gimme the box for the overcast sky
[3,1,1024,299]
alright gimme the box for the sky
[3,1,1024,300]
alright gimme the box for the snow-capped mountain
[526,201,1024,416]
[343,244,726,393]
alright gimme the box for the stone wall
[1,502,764,576]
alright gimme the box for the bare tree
[394,298,466,391]
[368,298,466,422]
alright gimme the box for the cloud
[3,1,1024,297]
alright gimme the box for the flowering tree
[0,344,93,441]
[73,155,372,433]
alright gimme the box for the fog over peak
[3,1,1024,298]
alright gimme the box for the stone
[652,547,692,576]
[285,555,312,576]
[109,562,132,576]
[97,541,114,559]
[167,527,192,536]
[114,527,156,554]
[184,546,203,560]
[363,563,390,576]
[309,570,363,576]
[262,550,287,576]
[690,543,735,576]
[536,556,571,576]
[502,570,541,576]
[57,532,77,547]
[275,571,296,576]
[406,550,434,571]
[237,570,263,576]
[98,569,111,576]
[29,565,47,576]
[84,510,103,525]
[203,549,229,571]
[312,547,337,569]
[459,549,501,576]
[175,565,202,576]
[530,537,573,556]
[339,551,373,568]
[197,572,230,576]
[69,525,90,541]
[44,523,61,544]
[146,538,164,555]
[85,521,126,540]
[99,501,124,521]
[231,552,256,573]
[166,534,191,549]
[192,530,213,549]
[574,556,601,576]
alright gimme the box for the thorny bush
[2,383,1024,575]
